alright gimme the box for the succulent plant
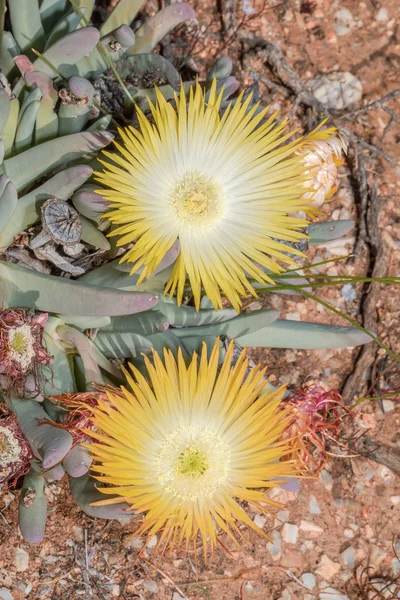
[0,1,375,547]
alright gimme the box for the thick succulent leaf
[215,75,240,99]
[25,71,58,143]
[77,0,96,22]
[0,89,11,135]
[19,469,48,543]
[70,474,134,520]
[40,0,69,33]
[127,3,196,54]
[44,463,65,481]
[308,220,355,245]
[80,214,111,250]
[63,444,92,478]
[178,334,218,357]
[133,81,193,107]
[8,396,73,468]
[207,56,233,80]
[100,0,143,36]
[14,86,42,153]
[0,165,92,250]
[171,309,280,339]
[32,27,100,79]
[146,330,190,360]
[82,241,180,290]
[0,130,113,191]
[93,329,153,359]
[0,261,158,315]
[56,324,103,386]
[59,315,111,329]
[42,335,76,396]
[44,9,83,50]
[8,0,46,55]
[87,114,112,131]
[58,101,91,135]
[72,185,108,220]
[117,53,180,91]
[0,32,20,78]
[103,313,169,337]
[0,176,18,236]
[73,26,135,80]
[2,98,19,158]
[156,297,237,327]
[236,319,373,349]
[86,339,125,381]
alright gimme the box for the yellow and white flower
[97,81,344,310]
[84,340,301,558]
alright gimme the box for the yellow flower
[84,340,301,558]
[97,81,342,310]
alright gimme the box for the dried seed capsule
[41,198,82,246]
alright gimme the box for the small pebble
[301,540,314,552]
[341,547,356,569]
[307,72,362,110]
[282,523,299,544]
[382,400,395,412]
[16,581,32,595]
[278,590,291,600]
[304,596,316,600]
[172,593,186,600]
[302,573,316,590]
[147,535,158,548]
[111,584,120,597]
[316,555,341,580]
[253,514,266,529]
[344,529,355,539]
[390,496,400,504]
[143,581,158,594]
[320,470,333,490]
[341,284,357,302]
[14,549,29,573]
[379,465,394,484]
[334,8,355,35]
[281,548,305,569]
[376,7,389,21]
[300,520,323,533]
[267,530,282,560]
[0,590,14,600]
[309,495,321,515]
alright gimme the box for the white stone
[316,555,341,580]
[282,523,299,544]
[0,590,14,600]
[304,596,316,600]
[309,495,321,515]
[320,470,333,490]
[343,528,355,538]
[382,399,395,412]
[341,546,356,569]
[302,573,316,590]
[334,8,355,35]
[111,584,120,597]
[14,548,29,572]
[300,520,323,533]
[172,593,187,600]
[278,591,291,600]
[307,72,362,110]
[143,580,158,593]
[266,530,282,560]
[376,7,389,22]
[147,535,158,548]
[390,496,400,504]
[253,514,266,528]
[370,544,387,568]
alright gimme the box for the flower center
[0,427,21,468]
[176,446,209,478]
[169,172,224,228]
[155,425,230,502]
[8,325,35,371]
